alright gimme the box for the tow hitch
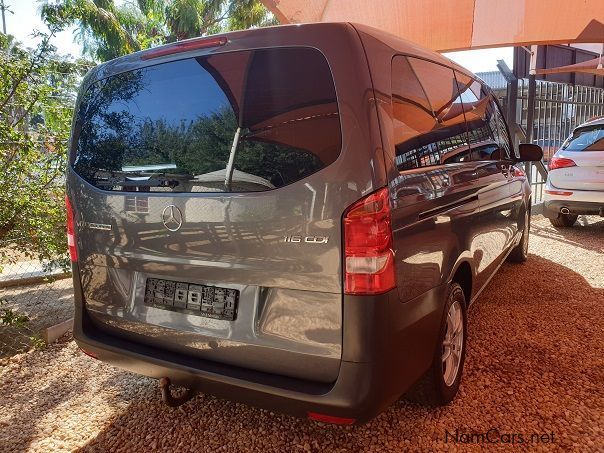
[159,377,196,407]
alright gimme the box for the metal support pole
[0,0,7,35]
[505,59,519,150]
[507,77,518,129]
[525,74,536,180]
[524,45,538,179]
[496,58,518,141]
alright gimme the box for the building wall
[514,45,604,88]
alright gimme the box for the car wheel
[508,207,530,263]
[406,282,467,406]
[549,213,578,228]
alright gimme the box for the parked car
[544,117,604,227]
[66,23,542,424]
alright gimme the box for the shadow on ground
[531,215,603,254]
[76,257,603,451]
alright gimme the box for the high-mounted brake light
[66,196,78,262]
[549,156,577,171]
[141,36,227,60]
[343,187,396,295]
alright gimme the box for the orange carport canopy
[261,0,604,52]
[536,56,604,76]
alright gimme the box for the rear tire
[549,214,578,228]
[508,208,530,263]
[406,283,467,406]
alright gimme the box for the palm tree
[40,0,277,61]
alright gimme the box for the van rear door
[69,46,346,383]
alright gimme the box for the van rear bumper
[72,264,445,424]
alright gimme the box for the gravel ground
[0,278,73,357]
[0,215,602,452]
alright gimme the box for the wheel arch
[449,261,473,305]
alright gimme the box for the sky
[444,47,514,73]
[3,0,514,72]
[2,0,82,58]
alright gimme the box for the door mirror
[517,143,543,162]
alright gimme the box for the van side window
[455,72,511,160]
[391,56,470,170]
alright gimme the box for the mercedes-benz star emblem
[161,205,183,232]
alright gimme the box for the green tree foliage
[0,30,93,269]
[41,0,277,62]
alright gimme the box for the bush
[0,31,92,270]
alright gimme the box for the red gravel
[0,215,602,452]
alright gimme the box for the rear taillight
[66,196,78,262]
[79,347,98,359]
[307,412,355,425]
[343,187,395,295]
[141,36,227,60]
[549,156,577,170]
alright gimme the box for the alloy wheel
[442,300,464,387]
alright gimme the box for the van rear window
[72,47,341,192]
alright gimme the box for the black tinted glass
[455,72,511,161]
[562,126,604,151]
[73,47,341,192]
[391,56,470,171]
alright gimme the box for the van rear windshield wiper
[93,170,192,189]
[96,178,180,188]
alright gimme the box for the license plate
[144,278,238,321]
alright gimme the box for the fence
[0,238,73,357]
[516,79,604,204]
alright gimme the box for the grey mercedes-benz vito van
[67,23,542,424]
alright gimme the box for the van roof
[85,22,479,85]
[350,23,476,78]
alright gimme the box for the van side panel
[350,30,461,393]
[359,28,520,304]
[356,31,475,303]
[355,30,520,394]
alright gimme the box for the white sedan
[544,117,604,227]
